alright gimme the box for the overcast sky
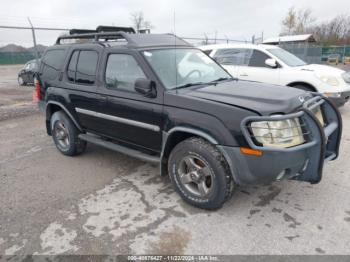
[0,0,349,47]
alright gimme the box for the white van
[200,44,350,106]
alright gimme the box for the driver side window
[248,50,271,68]
[213,48,252,66]
[105,54,146,92]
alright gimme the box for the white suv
[200,44,350,106]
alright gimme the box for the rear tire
[168,137,234,210]
[51,111,86,156]
[18,76,26,86]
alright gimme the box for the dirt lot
[0,64,350,256]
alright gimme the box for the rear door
[239,49,280,85]
[63,47,103,132]
[95,50,163,153]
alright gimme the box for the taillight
[32,77,41,102]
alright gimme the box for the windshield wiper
[209,77,236,83]
[174,77,236,90]
[173,82,205,90]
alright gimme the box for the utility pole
[27,17,40,67]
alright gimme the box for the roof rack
[55,31,135,45]
[96,26,135,34]
[56,25,136,45]
[69,29,96,35]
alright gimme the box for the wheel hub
[54,121,70,149]
[178,155,214,197]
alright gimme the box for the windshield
[267,48,307,67]
[143,48,232,89]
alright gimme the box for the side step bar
[78,133,160,164]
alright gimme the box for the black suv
[35,27,342,209]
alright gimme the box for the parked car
[18,59,40,86]
[200,44,350,107]
[34,28,342,210]
[327,54,340,65]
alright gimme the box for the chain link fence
[276,43,350,65]
[0,52,40,65]
[1,27,349,66]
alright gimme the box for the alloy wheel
[177,155,214,197]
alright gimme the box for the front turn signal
[240,147,263,156]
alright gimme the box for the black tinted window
[41,49,65,80]
[67,51,79,82]
[42,50,65,70]
[76,51,98,84]
[248,50,271,67]
[105,54,146,92]
[213,48,252,66]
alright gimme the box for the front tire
[51,111,86,156]
[168,137,234,210]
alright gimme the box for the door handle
[240,73,248,77]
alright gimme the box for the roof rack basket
[56,25,136,45]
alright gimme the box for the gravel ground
[0,64,350,256]
[0,65,39,121]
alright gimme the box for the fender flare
[161,126,219,156]
[160,126,219,176]
[46,101,83,131]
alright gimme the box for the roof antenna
[173,9,178,94]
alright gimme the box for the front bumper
[218,95,342,186]
[327,91,350,107]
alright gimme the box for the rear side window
[76,51,98,84]
[213,48,252,66]
[67,51,79,82]
[67,50,98,85]
[105,54,146,92]
[41,49,65,80]
[248,50,271,67]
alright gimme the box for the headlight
[315,73,340,86]
[342,72,350,84]
[250,118,305,148]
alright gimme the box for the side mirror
[265,58,278,68]
[134,78,157,98]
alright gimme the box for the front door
[238,49,280,85]
[95,50,163,153]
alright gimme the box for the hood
[185,80,309,115]
[297,64,345,75]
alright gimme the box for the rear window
[66,50,98,85]
[76,51,98,84]
[41,49,66,80]
[42,49,65,70]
